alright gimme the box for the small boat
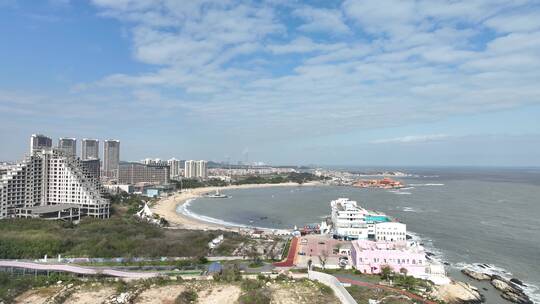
[206,189,229,198]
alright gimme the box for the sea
[181,167,540,303]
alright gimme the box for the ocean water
[185,167,540,303]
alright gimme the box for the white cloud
[484,11,540,33]
[64,0,540,139]
[371,134,450,144]
[267,37,345,54]
[293,6,350,35]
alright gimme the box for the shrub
[257,274,270,282]
[175,289,198,304]
[241,279,264,291]
[238,290,271,304]
[198,256,209,264]
[319,284,333,295]
[275,273,289,281]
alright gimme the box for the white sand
[151,182,320,231]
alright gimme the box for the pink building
[351,240,427,277]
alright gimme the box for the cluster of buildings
[313,198,448,284]
[0,134,111,220]
[137,158,208,181]
[36,135,121,179]
[209,166,296,177]
[184,160,208,179]
[353,178,404,189]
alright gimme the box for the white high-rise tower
[81,139,99,160]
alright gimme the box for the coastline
[151,181,322,232]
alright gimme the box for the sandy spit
[151,182,321,231]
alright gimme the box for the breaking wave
[403,207,417,212]
[456,262,540,303]
[178,198,250,229]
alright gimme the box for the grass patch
[0,272,75,303]
[0,217,245,259]
[346,285,418,304]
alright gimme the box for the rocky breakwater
[432,281,484,304]
[461,269,533,304]
[491,275,533,304]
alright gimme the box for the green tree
[380,265,393,280]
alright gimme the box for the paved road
[273,237,298,267]
[337,276,437,304]
[0,260,160,279]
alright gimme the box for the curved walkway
[0,260,160,279]
[273,237,298,267]
[337,276,437,304]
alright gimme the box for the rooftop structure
[30,134,52,153]
[16,204,81,221]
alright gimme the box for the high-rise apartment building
[58,138,77,157]
[184,160,196,178]
[196,160,208,179]
[118,162,170,185]
[81,139,99,160]
[0,136,109,219]
[168,158,181,178]
[103,140,120,178]
[30,134,52,153]
[184,160,208,179]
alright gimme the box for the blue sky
[1,0,540,166]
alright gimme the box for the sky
[1,0,540,167]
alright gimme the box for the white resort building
[0,135,110,220]
[321,198,406,241]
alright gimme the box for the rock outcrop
[490,275,533,304]
[461,269,492,281]
[432,281,484,304]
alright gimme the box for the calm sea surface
[185,168,540,303]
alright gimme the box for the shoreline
[151,181,322,232]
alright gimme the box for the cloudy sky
[1,0,540,166]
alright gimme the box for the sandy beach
[151,182,321,231]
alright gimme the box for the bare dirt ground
[64,284,116,304]
[133,284,186,304]
[13,286,62,304]
[11,278,339,304]
[197,285,241,304]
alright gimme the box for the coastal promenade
[273,237,298,267]
[0,260,160,279]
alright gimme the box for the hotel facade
[0,135,110,219]
[351,240,427,277]
[323,198,406,241]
